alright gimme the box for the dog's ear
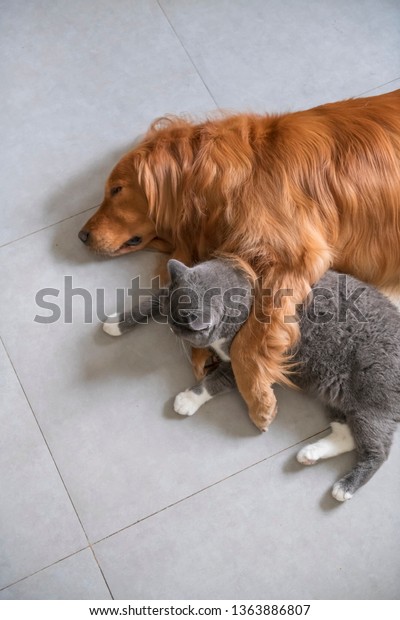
[167,259,189,282]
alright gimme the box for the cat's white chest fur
[210,338,231,361]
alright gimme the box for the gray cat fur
[165,259,400,501]
[104,258,400,500]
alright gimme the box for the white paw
[297,443,323,465]
[103,313,122,336]
[174,391,201,416]
[332,482,353,502]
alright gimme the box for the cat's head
[162,259,250,348]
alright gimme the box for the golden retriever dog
[80,89,400,431]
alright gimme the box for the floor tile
[0,214,329,543]
[161,0,400,111]
[0,549,111,600]
[0,0,215,246]
[3,0,399,599]
[0,341,87,590]
[95,431,400,600]
[356,77,400,98]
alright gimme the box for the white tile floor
[1,0,399,600]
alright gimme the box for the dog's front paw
[174,390,201,416]
[248,402,278,432]
[191,348,211,380]
[103,313,122,336]
[297,443,323,465]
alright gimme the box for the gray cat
[103,259,400,502]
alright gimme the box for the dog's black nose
[78,230,90,244]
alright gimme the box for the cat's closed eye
[175,310,199,324]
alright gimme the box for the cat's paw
[103,313,122,336]
[174,391,201,416]
[297,443,323,465]
[332,481,353,502]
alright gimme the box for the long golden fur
[81,90,400,430]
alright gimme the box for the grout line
[0,206,97,250]
[92,426,330,547]
[3,54,393,588]
[0,547,88,593]
[0,336,115,599]
[355,76,400,98]
[88,547,115,600]
[1,325,328,591]
[156,0,220,110]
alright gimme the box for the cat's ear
[167,259,189,281]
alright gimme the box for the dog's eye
[110,186,123,196]
[125,236,142,246]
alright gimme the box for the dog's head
[79,115,239,259]
[79,152,174,256]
